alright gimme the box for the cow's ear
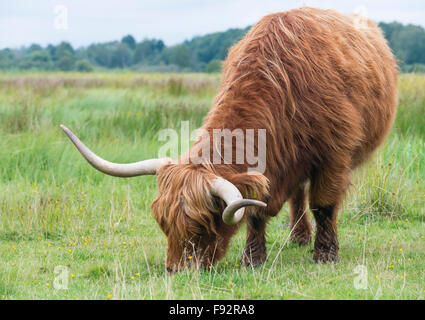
[228,172,270,201]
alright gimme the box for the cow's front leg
[241,214,267,266]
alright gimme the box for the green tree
[133,39,165,64]
[134,40,154,64]
[87,43,113,67]
[121,34,136,50]
[3,21,424,72]
[204,59,222,73]
[29,50,52,69]
[57,55,74,71]
[0,49,15,69]
[54,42,75,70]
[46,44,56,58]
[76,59,94,72]
[169,44,191,68]
[28,43,43,52]
[111,43,132,68]
[54,42,74,59]
[185,27,250,65]
[379,22,425,65]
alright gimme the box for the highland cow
[61,7,398,271]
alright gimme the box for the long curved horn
[210,177,267,225]
[60,125,173,177]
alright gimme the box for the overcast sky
[1,0,424,49]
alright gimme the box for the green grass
[0,72,423,300]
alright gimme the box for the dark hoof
[313,250,339,263]
[290,231,312,246]
[240,252,267,267]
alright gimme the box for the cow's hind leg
[310,164,350,263]
[289,184,312,245]
[241,214,268,266]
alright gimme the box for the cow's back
[211,7,398,173]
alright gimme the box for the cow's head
[61,125,268,272]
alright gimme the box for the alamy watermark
[353,264,368,290]
[53,265,69,290]
[158,121,267,174]
[353,5,369,30]
[53,5,68,30]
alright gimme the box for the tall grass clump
[343,74,425,223]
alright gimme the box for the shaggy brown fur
[152,7,398,271]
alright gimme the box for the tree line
[0,22,423,73]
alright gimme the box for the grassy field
[0,72,423,300]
